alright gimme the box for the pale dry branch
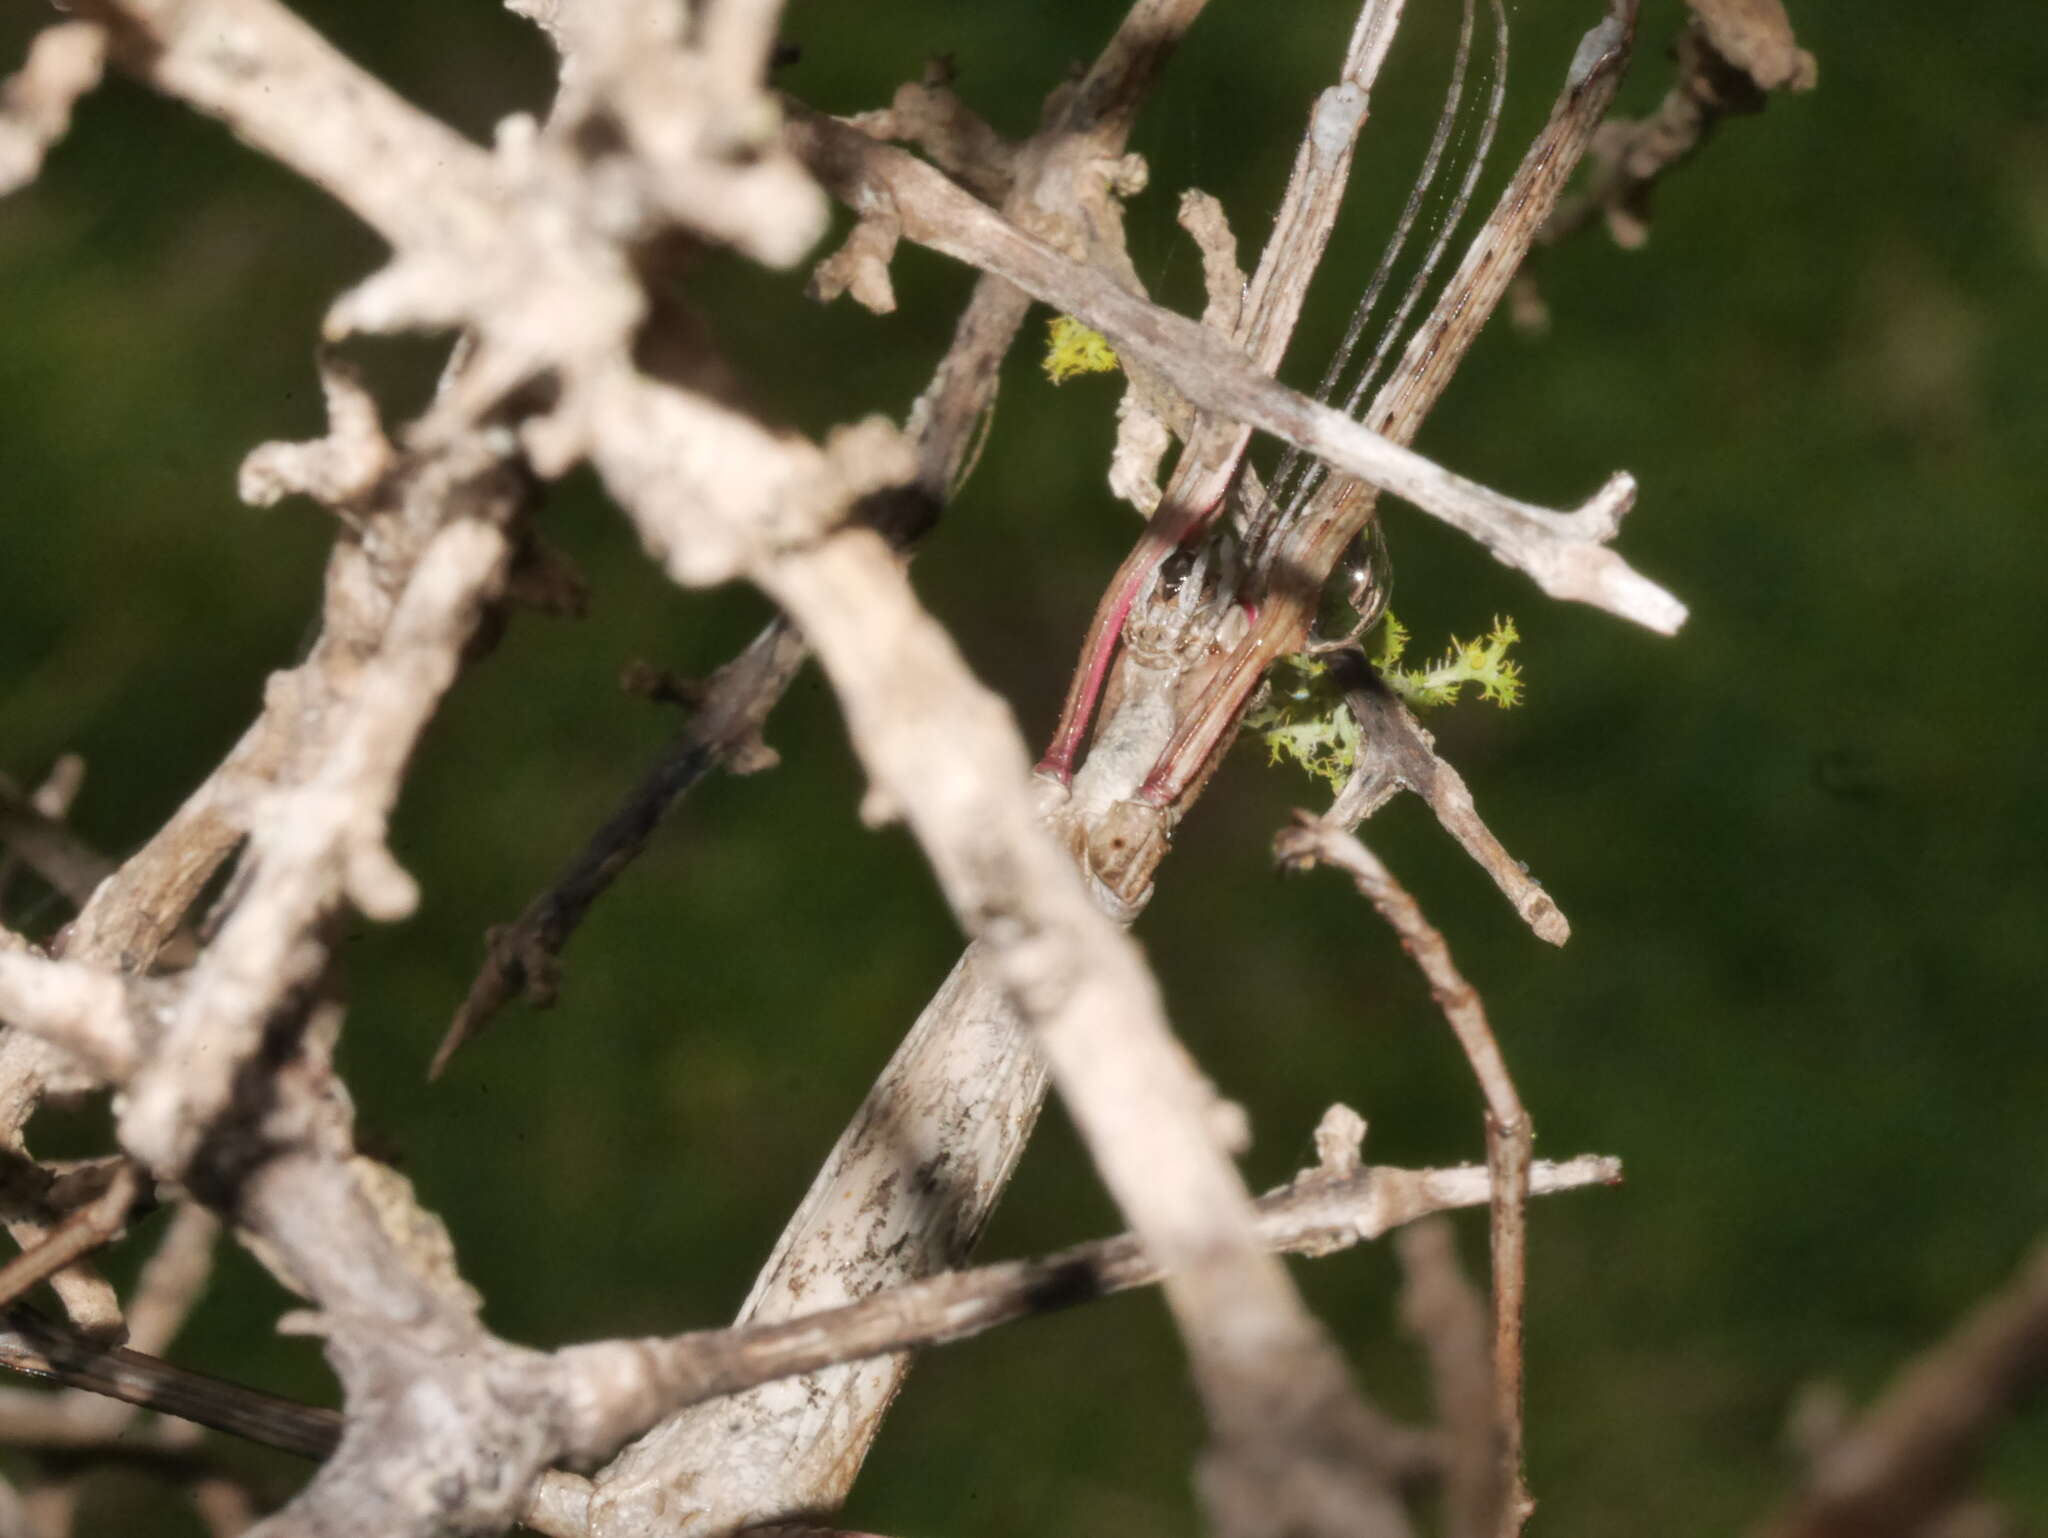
[1,1137,1618,1489]
[1275,819,1537,1537]
[0,23,107,199]
[119,515,511,1181]
[55,2,1412,1531]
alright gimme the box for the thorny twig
[13,3,1425,1534]
[1136,0,1650,810]
[1275,820,1536,1537]
[1327,656,1568,945]
[1,1136,1620,1477]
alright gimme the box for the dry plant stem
[0,1146,1619,1476]
[75,3,1397,1534]
[1274,820,1536,1538]
[558,1145,1614,1477]
[1748,1242,2048,1538]
[1329,658,1567,944]
[1038,0,1406,780]
[1140,0,1645,807]
[119,516,511,1178]
[787,88,1682,642]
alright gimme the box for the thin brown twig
[1274,819,1537,1538]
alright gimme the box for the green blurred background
[3,1,2043,1533]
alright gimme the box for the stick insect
[1037,0,1508,790]
[1043,0,1636,818]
